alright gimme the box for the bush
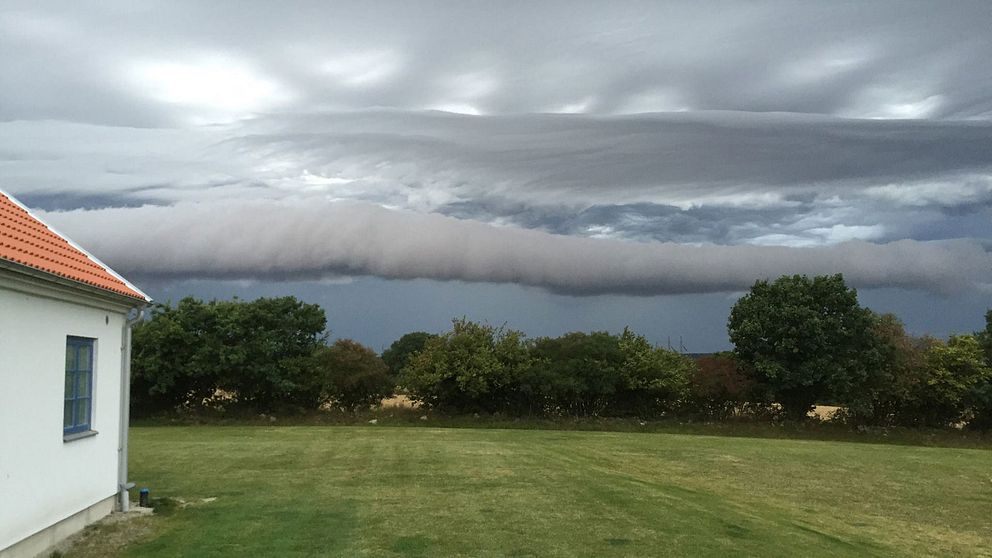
[613,329,692,416]
[402,323,692,418]
[689,353,754,419]
[527,331,625,416]
[315,340,395,411]
[969,380,992,431]
[401,319,532,413]
[977,309,992,368]
[898,335,992,428]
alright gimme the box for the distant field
[90,426,992,557]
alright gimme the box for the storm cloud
[2,1,991,342]
[40,200,992,296]
[6,111,992,256]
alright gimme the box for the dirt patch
[52,507,156,558]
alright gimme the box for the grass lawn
[103,426,992,557]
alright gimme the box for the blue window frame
[64,336,95,435]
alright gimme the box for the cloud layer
[41,200,992,296]
[3,1,992,124]
[2,1,991,304]
[6,111,992,255]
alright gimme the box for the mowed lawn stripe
[122,427,992,557]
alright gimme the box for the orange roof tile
[0,190,150,302]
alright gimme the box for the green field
[103,426,992,557]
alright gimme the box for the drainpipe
[118,307,144,512]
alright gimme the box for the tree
[843,313,930,425]
[382,332,438,376]
[727,274,877,421]
[977,309,992,368]
[131,299,224,414]
[316,339,395,411]
[131,296,328,414]
[969,310,992,430]
[214,297,328,411]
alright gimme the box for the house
[0,190,151,558]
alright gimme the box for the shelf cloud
[41,200,992,296]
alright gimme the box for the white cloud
[864,175,992,207]
[808,224,886,244]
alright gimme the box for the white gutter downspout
[118,307,145,512]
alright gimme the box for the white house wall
[0,282,127,552]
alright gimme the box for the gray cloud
[2,1,991,317]
[2,1,991,126]
[40,200,992,296]
[229,110,992,207]
[4,110,992,253]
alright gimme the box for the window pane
[77,371,91,397]
[65,369,75,398]
[64,400,73,428]
[75,398,90,427]
[65,346,77,372]
[77,344,92,371]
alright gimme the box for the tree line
[131,275,992,430]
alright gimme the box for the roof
[0,190,150,302]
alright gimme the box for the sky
[2,1,991,351]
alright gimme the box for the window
[64,336,95,435]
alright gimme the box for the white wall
[0,281,127,552]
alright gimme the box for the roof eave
[0,258,152,307]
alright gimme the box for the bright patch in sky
[129,55,289,120]
[553,97,595,114]
[430,103,483,115]
[320,50,399,86]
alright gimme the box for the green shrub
[689,353,754,419]
[316,339,395,411]
[612,329,692,416]
[527,331,625,416]
[899,335,992,428]
[401,319,532,413]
